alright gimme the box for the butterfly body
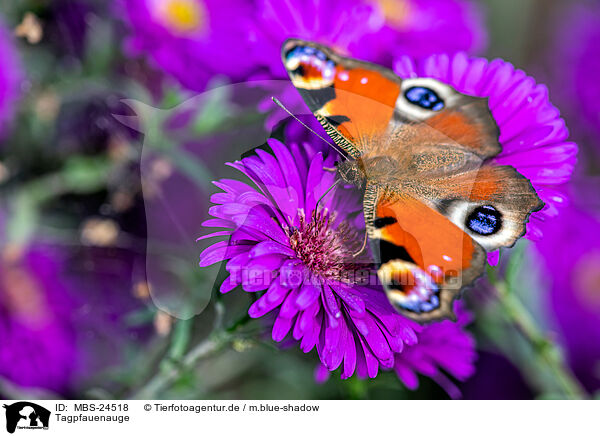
[282,39,543,322]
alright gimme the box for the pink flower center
[286,208,366,282]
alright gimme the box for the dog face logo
[2,402,50,434]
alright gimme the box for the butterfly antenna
[271,97,346,157]
[315,179,341,210]
[353,230,368,257]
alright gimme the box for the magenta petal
[199,241,247,267]
[341,331,357,379]
[209,203,251,219]
[202,218,233,229]
[248,281,289,318]
[196,230,231,241]
[360,317,394,362]
[249,240,295,258]
[300,313,321,353]
[314,364,331,384]
[272,315,294,341]
[298,300,320,332]
[487,250,500,266]
[321,284,342,319]
[219,275,239,294]
[213,179,255,196]
[394,362,419,390]
[210,192,234,204]
[279,260,305,288]
[335,284,366,314]
[247,253,286,271]
[269,138,305,211]
[359,336,380,378]
[279,288,300,319]
[295,282,321,309]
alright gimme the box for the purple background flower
[121,0,486,91]
[356,0,487,66]
[0,246,77,394]
[121,0,257,92]
[0,20,23,141]
[0,242,150,395]
[535,200,600,393]
[548,3,600,148]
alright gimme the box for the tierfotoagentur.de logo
[2,402,50,434]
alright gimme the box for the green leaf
[7,195,39,246]
[61,156,112,193]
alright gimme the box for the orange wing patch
[321,67,400,142]
[282,39,400,154]
[373,193,485,321]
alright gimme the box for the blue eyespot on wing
[404,86,445,111]
[466,205,502,236]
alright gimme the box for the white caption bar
[0,400,594,435]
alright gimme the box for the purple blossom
[121,0,486,92]
[0,20,23,140]
[355,0,487,66]
[393,304,476,392]
[535,202,600,393]
[0,207,149,394]
[393,52,578,243]
[120,0,256,92]
[548,3,600,146]
[0,247,78,394]
[199,138,476,385]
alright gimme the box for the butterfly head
[336,159,366,188]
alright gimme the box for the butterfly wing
[364,185,486,322]
[283,40,543,322]
[282,39,402,157]
[282,39,501,160]
[407,162,541,253]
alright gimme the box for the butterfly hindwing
[423,164,544,251]
[364,186,486,322]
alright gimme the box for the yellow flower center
[377,0,412,29]
[157,0,206,35]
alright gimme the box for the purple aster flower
[393,52,578,247]
[120,0,486,91]
[0,246,78,394]
[547,3,600,147]
[535,201,600,393]
[120,0,256,92]
[199,138,476,385]
[392,303,475,393]
[0,20,23,140]
[0,203,150,394]
[253,0,487,129]
[355,0,487,66]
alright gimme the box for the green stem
[493,280,587,399]
[129,331,232,400]
[128,301,255,399]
